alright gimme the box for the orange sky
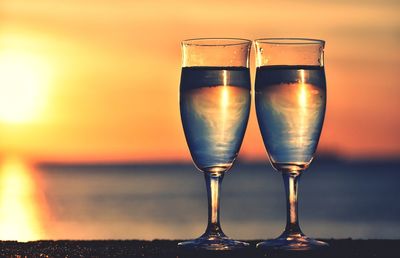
[0,0,399,162]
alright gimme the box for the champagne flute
[254,38,328,250]
[178,38,251,250]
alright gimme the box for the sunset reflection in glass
[182,85,250,172]
[257,74,326,170]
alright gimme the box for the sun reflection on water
[0,156,47,241]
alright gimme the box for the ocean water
[1,157,399,240]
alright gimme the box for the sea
[1,156,399,241]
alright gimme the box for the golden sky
[0,0,399,162]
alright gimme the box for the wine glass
[254,38,329,250]
[178,38,251,250]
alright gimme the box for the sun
[0,49,51,124]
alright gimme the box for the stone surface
[0,239,398,258]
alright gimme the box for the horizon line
[35,154,400,168]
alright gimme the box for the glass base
[257,233,329,251]
[178,236,249,251]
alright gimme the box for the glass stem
[282,172,303,236]
[203,172,226,238]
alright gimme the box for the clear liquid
[180,67,251,174]
[255,66,326,172]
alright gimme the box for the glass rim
[255,38,325,46]
[182,38,252,47]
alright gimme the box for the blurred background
[0,0,399,241]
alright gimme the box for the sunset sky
[0,0,399,162]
